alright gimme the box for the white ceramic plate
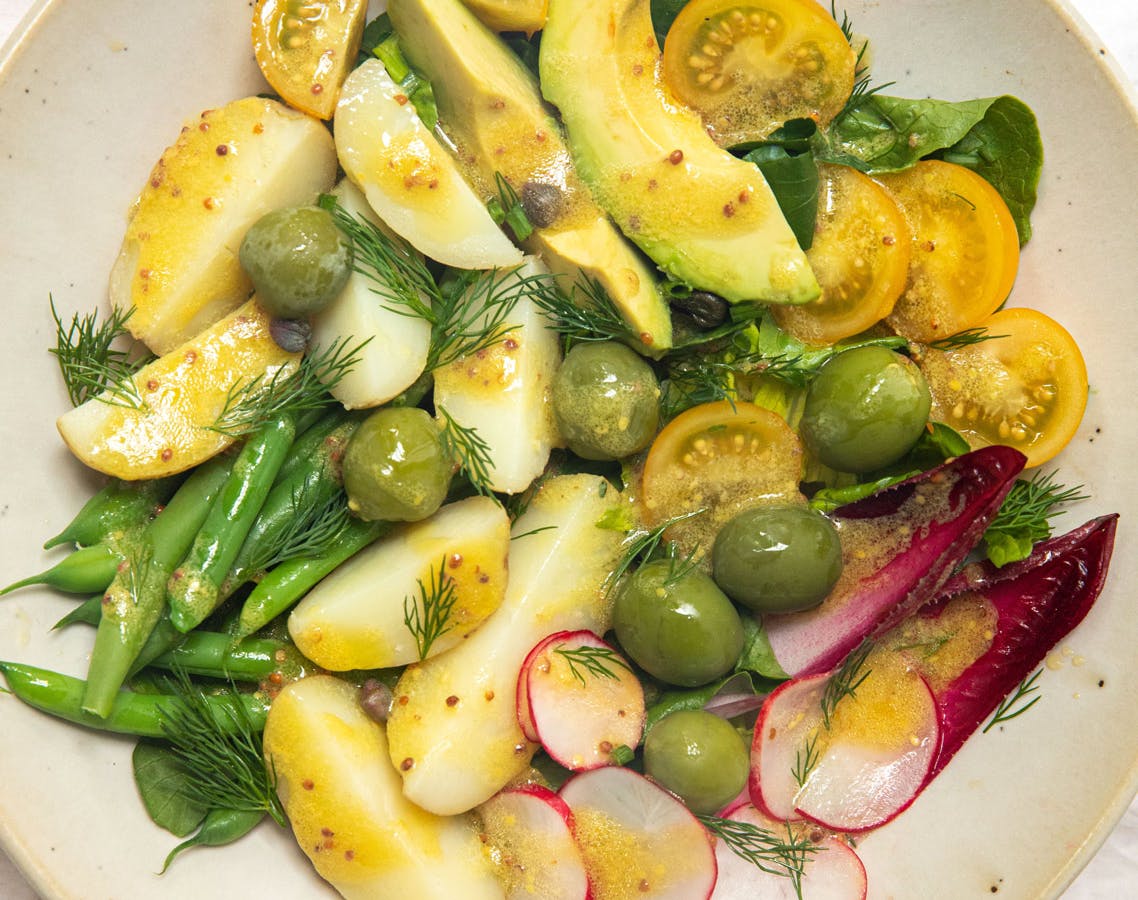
[0,1,1135,898]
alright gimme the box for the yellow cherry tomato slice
[914,307,1088,468]
[640,400,804,556]
[874,160,1020,344]
[773,163,911,345]
[662,0,857,145]
[252,0,368,120]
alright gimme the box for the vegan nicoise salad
[0,0,1119,897]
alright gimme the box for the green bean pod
[52,595,103,630]
[233,517,389,640]
[43,476,180,550]
[273,405,354,487]
[161,808,266,874]
[149,632,309,683]
[0,543,123,596]
[0,661,269,737]
[83,454,235,718]
[221,417,359,596]
[167,415,297,634]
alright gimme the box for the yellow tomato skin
[662,0,856,145]
[252,0,368,119]
[874,160,1020,344]
[773,164,911,345]
[914,307,1088,468]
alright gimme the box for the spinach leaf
[651,0,689,45]
[740,120,821,250]
[735,615,790,681]
[133,741,209,838]
[816,94,1043,244]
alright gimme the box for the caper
[520,181,564,228]
[269,317,311,353]
[670,290,729,329]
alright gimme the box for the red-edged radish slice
[478,784,590,900]
[559,766,717,900]
[752,651,939,833]
[522,631,646,770]
[516,639,543,743]
[710,803,867,900]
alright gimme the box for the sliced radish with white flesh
[478,784,590,900]
[522,630,646,770]
[709,803,867,900]
[559,766,717,900]
[515,640,542,743]
[751,648,939,833]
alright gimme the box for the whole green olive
[712,505,842,614]
[342,407,451,522]
[800,346,931,473]
[612,559,744,687]
[552,341,660,461]
[240,205,352,319]
[643,709,749,815]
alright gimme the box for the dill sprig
[531,273,639,351]
[403,556,459,660]
[820,640,873,729]
[792,731,821,789]
[986,471,1087,545]
[244,487,353,574]
[49,299,152,409]
[983,670,1043,733]
[604,508,707,594]
[486,172,535,241]
[927,327,1006,351]
[698,815,816,898]
[437,405,496,496]
[831,3,893,121]
[660,357,740,419]
[554,644,632,687]
[662,541,701,587]
[159,670,284,825]
[209,337,367,437]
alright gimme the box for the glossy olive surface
[613,559,744,687]
[341,408,451,522]
[551,341,660,461]
[800,346,931,473]
[240,205,352,319]
[712,504,842,614]
[643,709,750,815]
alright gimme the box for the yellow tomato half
[875,160,1020,344]
[773,163,911,345]
[252,0,368,119]
[914,307,1089,468]
[662,0,857,145]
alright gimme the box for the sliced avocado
[540,0,820,306]
[388,0,672,355]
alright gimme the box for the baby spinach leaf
[742,127,820,251]
[651,0,689,45]
[735,616,790,681]
[132,740,209,838]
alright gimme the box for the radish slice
[751,651,939,833]
[515,640,543,743]
[710,803,867,900]
[559,766,717,900]
[522,631,646,771]
[478,784,590,900]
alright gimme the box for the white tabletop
[0,0,1135,897]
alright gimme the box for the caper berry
[644,709,749,815]
[552,341,660,461]
[800,346,932,473]
[520,181,564,228]
[240,205,352,319]
[342,408,452,522]
[712,505,842,614]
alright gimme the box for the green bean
[43,476,179,550]
[149,632,309,683]
[233,517,389,640]
[0,661,269,737]
[83,454,235,718]
[0,543,122,596]
[167,414,297,634]
[160,808,265,873]
[273,405,354,486]
[52,595,103,630]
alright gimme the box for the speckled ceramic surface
[0,1,1136,898]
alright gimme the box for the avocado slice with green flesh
[540,0,820,306]
[388,0,672,355]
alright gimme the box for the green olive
[239,205,352,319]
[342,408,451,522]
[551,341,660,461]
[712,505,842,614]
[612,559,744,687]
[643,709,749,815]
[800,346,931,473]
